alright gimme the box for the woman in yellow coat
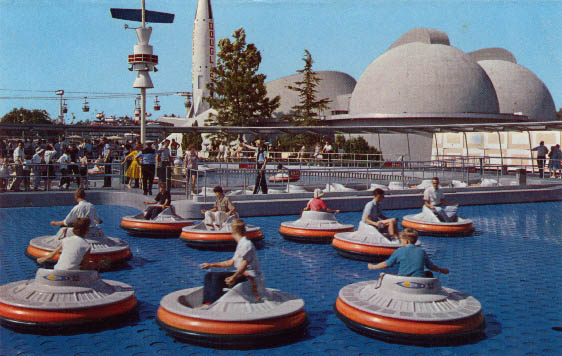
[124,144,142,189]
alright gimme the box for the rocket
[188,0,215,118]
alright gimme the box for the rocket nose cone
[195,0,213,20]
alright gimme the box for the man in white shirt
[218,141,227,161]
[57,148,71,190]
[10,141,25,191]
[38,217,92,270]
[423,177,459,222]
[201,219,264,305]
[323,140,334,166]
[101,137,113,187]
[13,141,24,163]
[50,188,102,229]
[32,148,45,190]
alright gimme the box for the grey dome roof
[389,28,450,50]
[350,43,500,115]
[477,60,556,121]
[266,71,356,116]
[468,48,517,64]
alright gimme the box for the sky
[0,0,560,121]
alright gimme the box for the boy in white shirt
[201,219,263,305]
[37,217,93,270]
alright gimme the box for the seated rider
[200,219,264,306]
[143,183,171,220]
[37,217,94,270]
[50,188,102,230]
[303,188,340,213]
[424,177,459,222]
[368,228,449,277]
[201,186,236,230]
[362,188,398,238]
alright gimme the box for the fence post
[185,167,189,200]
[243,168,247,194]
[203,172,207,203]
[401,156,405,183]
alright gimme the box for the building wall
[360,132,433,162]
[433,130,562,166]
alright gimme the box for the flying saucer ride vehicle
[332,221,407,262]
[156,281,307,347]
[401,206,474,237]
[279,210,354,244]
[26,226,132,271]
[180,218,263,249]
[335,273,485,345]
[0,268,137,332]
[120,207,195,237]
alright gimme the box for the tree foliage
[205,28,280,128]
[275,133,323,151]
[334,135,382,157]
[1,107,53,124]
[274,134,381,158]
[181,132,203,152]
[286,49,331,126]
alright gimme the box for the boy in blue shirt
[368,228,449,277]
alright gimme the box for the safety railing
[198,149,393,168]
[3,153,559,195]
[0,162,122,192]
[161,154,562,201]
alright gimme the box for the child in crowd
[368,228,449,277]
[0,156,9,192]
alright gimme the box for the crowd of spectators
[0,135,342,193]
[0,136,144,192]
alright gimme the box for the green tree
[181,132,203,152]
[1,108,53,124]
[557,108,562,121]
[275,133,322,152]
[205,28,280,129]
[286,49,331,126]
[334,134,382,157]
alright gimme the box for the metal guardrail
[1,162,122,191]
[2,153,557,194]
[162,155,555,202]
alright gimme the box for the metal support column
[497,131,504,173]
[527,130,534,174]
[140,88,146,144]
[433,133,439,161]
[462,131,469,158]
[406,133,411,161]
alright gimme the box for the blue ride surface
[1,202,561,356]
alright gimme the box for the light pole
[56,90,64,124]
[110,1,174,144]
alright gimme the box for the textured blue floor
[1,202,561,356]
